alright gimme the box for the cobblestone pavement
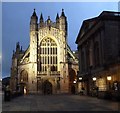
[2,94,120,111]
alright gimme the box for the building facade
[10,9,78,95]
[76,11,120,98]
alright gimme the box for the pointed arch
[43,80,52,94]
[37,37,58,72]
[20,70,28,82]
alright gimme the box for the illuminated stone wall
[10,9,79,94]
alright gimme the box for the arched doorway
[19,83,27,95]
[20,70,28,95]
[43,80,52,95]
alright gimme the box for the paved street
[2,94,120,111]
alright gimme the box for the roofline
[76,11,120,44]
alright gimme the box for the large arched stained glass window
[37,37,58,72]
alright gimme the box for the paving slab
[2,94,120,111]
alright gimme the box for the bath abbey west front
[10,9,78,94]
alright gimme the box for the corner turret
[29,9,38,63]
[30,9,38,31]
[59,9,67,36]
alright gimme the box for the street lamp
[73,80,76,84]
[107,75,111,81]
[78,76,83,94]
[79,77,82,80]
[92,77,97,96]
[92,77,96,81]
[107,75,111,90]
[92,77,96,88]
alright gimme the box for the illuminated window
[38,37,58,72]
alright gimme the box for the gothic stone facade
[76,11,120,97]
[10,9,78,94]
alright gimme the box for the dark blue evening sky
[2,2,118,78]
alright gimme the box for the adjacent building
[10,9,78,95]
[76,11,120,98]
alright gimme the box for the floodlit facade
[76,11,120,99]
[10,9,78,94]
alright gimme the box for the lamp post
[93,77,96,81]
[92,77,97,96]
[92,77,96,88]
[78,76,83,94]
[72,80,77,94]
[73,80,76,84]
[79,77,82,81]
[107,75,111,90]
